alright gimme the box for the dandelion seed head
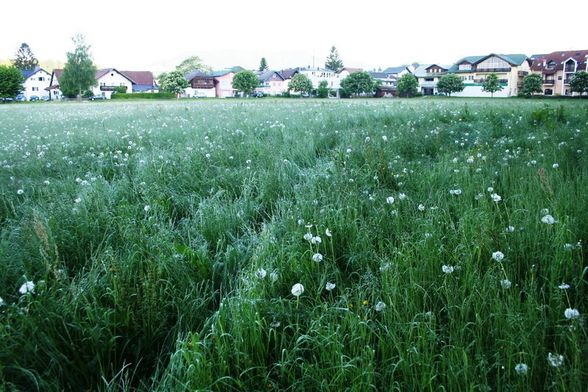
[325,282,336,291]
[291,283,304,297]
[515,363,528,375]
[374,301,386,312]
[564,308,580,320]
[18,281,35,295]
[492,251,505,262]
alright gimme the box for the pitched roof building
[530,50,588,95]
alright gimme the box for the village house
[256,70,287,96]
[47,69,157,99]
[20,67,51,100]
[369,71,397,97]
[381,66,411,79]
[185,71,216,98]
[278,68,299,90]
[298,67,340,89]
[530,50,588,96]
[413,64,449,95]
[447,54,530,97]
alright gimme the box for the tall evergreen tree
[59,35,97,98]
[259,57,268,72]
[12,43,39,70]
[325,46,344,72]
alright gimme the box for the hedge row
[111,92,175,100]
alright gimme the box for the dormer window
[546,61,556,70]
[458,63,472,71]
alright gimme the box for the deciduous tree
[59,35,97,98]
[521,73,543,96]
[396,73,418,97]
[159,70,189,97]
[340,71,378,97]
[570,71,588,96]
[288,73,313,95]
[436,74,464,96]
[232,70,259,96]
[316,80,329,98]
[482,73,503,97]
[176,56,211,76]
[0,65,24,99]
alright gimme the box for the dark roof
[382,66,408,75]
[258,70,284,82]
[339,67,363,74]
[132,84,157,92]
[95,68,135,84]
[369,71,396,79]
[530,50,588,72]
[21,67,47,80]
[278,68,299,79]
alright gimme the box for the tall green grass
[0,99,586,391]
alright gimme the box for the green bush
[111,92,175,100]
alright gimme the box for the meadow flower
[540,208,550,215]
[541,214,555,225]
[325,282,336,291]
[558,283,570,290]
[255,268,267,279]
[325,228,332,237]
[514,363,528,375]
[303,233,313,242]
[270,321,281,328]
[311,236,322,245]
[0,297,4,306]
[490,193,502,202]
[17,189,24,195]
[500,279,512,289]
[552,163,559,169]
[19,281,35,295]
[547,352,564,368]
[346,148,352,154]
[374,301,386,312]
[564,308,580,320]
[291,283,304,297]
[74,197,81,203]
[398,193,407,201]
[382,135,388,142]
[505,226,515,233]
[386,196,395,204]
[442,265,454,274]
[449,189,462,196]
[270,271,278,282]
[418,204,425,211]
[144,205,151,212]
[492,251,505,262]
[312,253,323,263]
[487,187,494,193]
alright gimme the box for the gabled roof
[369,71,396,79]
[279,68,299,79]
[382,66,409,75]
[412,64,450,77]
[448,54,527,72]
[338,67,363,74]
[21,66,49,80]
[95,68,135,84]
[531,50,588,72]
[120,71,155,86]
[258,70,284,82]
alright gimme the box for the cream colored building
[448,54,530,97]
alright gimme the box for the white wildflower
[398,193,407,201]
[386,196,395,204]
[325,282,336,291]
[303,233,313,242]
[325,228,332,237]
[255,268,267,279]
[541,214,556,225]
[18,281,35,295]
[312,253,323,263]
[311,236,322,245]
[490,193,502,202]
[291,283,304,297]
[514,363,528,375]
[564,308,580,320]
[17,189,24,195]
[558,283,570,290]
[144,205,151,212]
[492,251,505,262]
[547,352,564,368]
[374,301,386,312]
[500,279,512,289]
[442,265,454,274]
[417,204,425,211]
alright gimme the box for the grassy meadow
[0,98,587,391]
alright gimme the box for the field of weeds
[0,98,586,391]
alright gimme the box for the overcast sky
[2,0,587,73]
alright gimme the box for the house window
[38,77,44,81]
[32,87,39,91]
[544,89,553,95]
[459,63,472,71]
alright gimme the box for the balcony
[543,80,555,85]
[99,85,118,91]
[564,79,572,85]
[475,67,511,73]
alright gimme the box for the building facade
[530,50,588,96]
[413,64,449,95]
[21,67,51,100]
[448,54,530,97]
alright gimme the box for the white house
[21,67,51,100]
[256,70,288,96]
[298,67,341,89]
[93,68,134,98]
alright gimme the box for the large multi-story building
[447,54,530,97]
[530,50,588,96]
[413,64,449,95]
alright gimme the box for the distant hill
[0,59,64,70]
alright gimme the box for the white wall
[93,70,133,99]
[453,84,510,97]
[22,70,51,100]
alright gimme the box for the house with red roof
[530,50,588,96]
[48,68,158,99]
